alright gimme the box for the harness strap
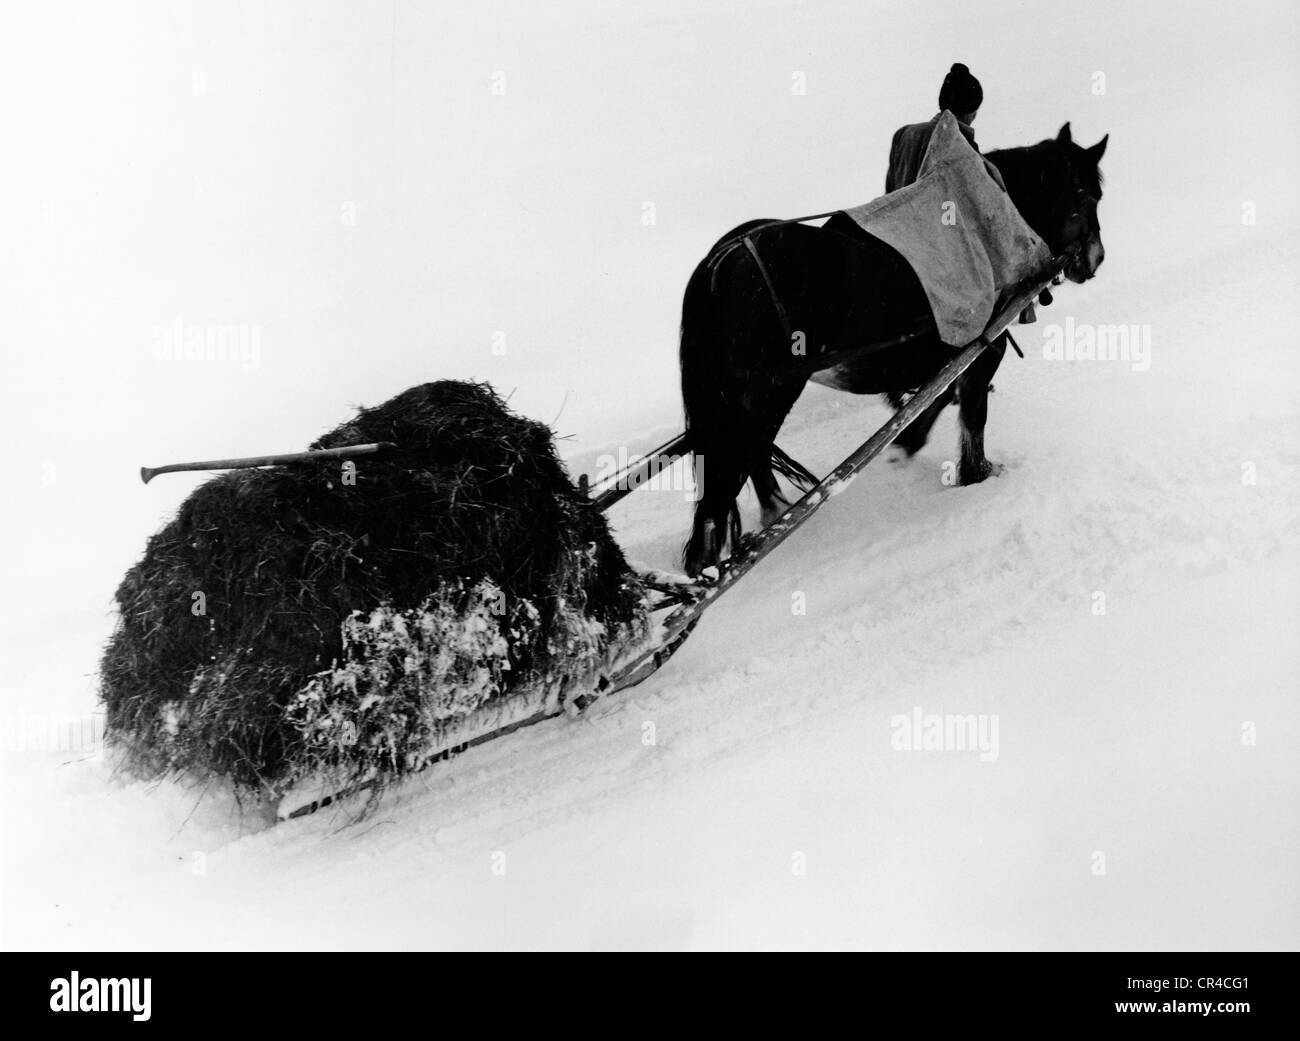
[742,234,794,345]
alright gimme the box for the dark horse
[681,123,1108,575]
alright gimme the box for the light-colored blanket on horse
[842,110,1049,346]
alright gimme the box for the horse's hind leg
[886,387,955,458]
[684,383,807,571]
[956,335,1008,484]
[751,378,812,526]
[684,440,747,576]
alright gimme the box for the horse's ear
[1087,134,1109,162]
[1057,122,1073,144]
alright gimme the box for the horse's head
[1039,123,1108,283]
[992,123,1108,284]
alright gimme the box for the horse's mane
[988,138,1104,200]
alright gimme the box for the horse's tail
[680,253,741,574]
[679,256,721,462]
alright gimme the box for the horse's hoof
[959,460,1004,485]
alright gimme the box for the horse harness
[706,216,837,348]
[705,214,1046,374]
[740,235,794,346]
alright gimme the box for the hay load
[101,381,649,801]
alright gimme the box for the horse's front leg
[956,334,1008,484]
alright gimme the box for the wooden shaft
[140,442,398,484]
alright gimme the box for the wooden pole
[140,442,398,484]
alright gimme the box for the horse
[679,122,1108,575]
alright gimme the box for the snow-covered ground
[3,0,1298,950]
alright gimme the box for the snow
[3,0,1299,950]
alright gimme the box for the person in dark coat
[886,63,1007,193]
[882,64,1045,326]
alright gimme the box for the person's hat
[939,63,983,114]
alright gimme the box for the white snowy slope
[2,0,1298,950]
